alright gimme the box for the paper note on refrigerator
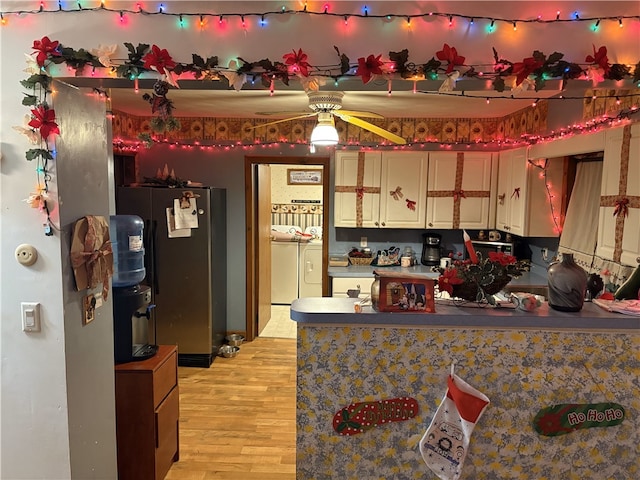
[166,208,191,238]
[173,198,199,229]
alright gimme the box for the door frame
[244,155,330,342]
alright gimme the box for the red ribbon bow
[406,199,416,211]
[355,187,364,199]
[453,190,466,201]
[613,198,629,218]
[511,187,521,199]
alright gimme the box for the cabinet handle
[381,222,386,227]
[428,222,433,227]
[375,222,379,226]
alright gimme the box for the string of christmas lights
[527,159,563,235]
[1,2,639,30]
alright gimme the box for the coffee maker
[421,232,442,266]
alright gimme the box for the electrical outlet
[360,237,367,248]
[541,248,549,261]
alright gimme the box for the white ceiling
[107,79,564,120]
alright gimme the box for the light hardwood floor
[165,337,297,480]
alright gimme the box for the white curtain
[558,161,603,271]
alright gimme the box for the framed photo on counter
[287,169,323,185]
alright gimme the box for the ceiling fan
[251,91,406,145]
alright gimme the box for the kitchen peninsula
[291,297,639,479]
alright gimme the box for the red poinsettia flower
[142,45,176,75]
[356,54,384,84]
[32,36,61,67]
[585,45,611,76]
[511,57,543,86]
[436,44,466,74]
[488,251,517,266]
[28,105,60,139]
[437,268,464,295]
[283,48,311,77]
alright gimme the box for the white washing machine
[271,225,301,305]
[299,226,323,298]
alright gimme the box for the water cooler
[110,215,158,364]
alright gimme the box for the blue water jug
[110,215,146,287]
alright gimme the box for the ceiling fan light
[310,114,339,146]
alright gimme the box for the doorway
[244,155,330,342]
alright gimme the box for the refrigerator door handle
[151,219,160,295]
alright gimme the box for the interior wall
[55,84,118,479]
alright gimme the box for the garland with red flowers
[30,36,639,91]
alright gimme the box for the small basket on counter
[348,247,374,266]
[348,256,375,266]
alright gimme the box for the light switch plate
[21,302,41,332]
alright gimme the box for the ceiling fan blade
[334,113,406,145]
[336,110,384,119]
[248,113,318,130]
[255,111,313,116]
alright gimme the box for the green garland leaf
[25,148,53,161]
[22,94,38,106]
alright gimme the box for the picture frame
[287,169,322,185]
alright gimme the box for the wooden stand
[115,345,179,480]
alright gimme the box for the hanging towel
[173,197,199,229]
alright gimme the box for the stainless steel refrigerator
[116,186,227,367]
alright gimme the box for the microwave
[466,240,516,260]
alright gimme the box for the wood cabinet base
[115,345,179,480]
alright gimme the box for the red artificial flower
[356,54,384,84]
[488,251,517,266]
[28,105,60,139]
[585,45,610,75]
[510,57,543,86]
[438,268,464,295]
[283,48,311,77]
[436,44,466,74]
[142,45,176,75]
[32,36,61,67]
[406,199,416,211]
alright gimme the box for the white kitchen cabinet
[331,277,373,297]
[334,151,428,228]
[596,123,640,266]
[495,147,564,237]
[426,152,495,229]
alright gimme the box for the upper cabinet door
[506,149,529,236]
[426,152,494,229]
[495,148,528,236]
[379,152,428,228]
[334,151,381,228]
[597,123,640,266]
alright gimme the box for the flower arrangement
[437,252,530,304]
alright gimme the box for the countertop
[290,297,640,331]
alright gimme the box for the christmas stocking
[419,365,490,480]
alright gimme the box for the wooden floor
[165,337,297,480]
